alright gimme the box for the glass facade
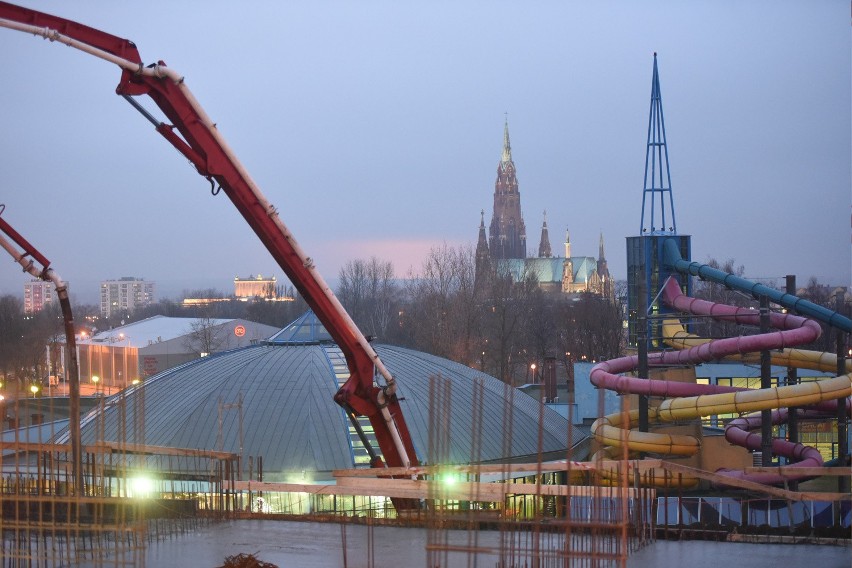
[626,235,691,347]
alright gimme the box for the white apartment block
[100,277,156,318]
[23,279,55,314]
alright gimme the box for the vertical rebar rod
[760,296,773,466]
[835,291,849,495]
[638,264,649,436]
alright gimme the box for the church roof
[571,257,598,284]
[498,257,598,285]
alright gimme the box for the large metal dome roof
[71,314,578,482]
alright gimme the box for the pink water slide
[589,276,851,485]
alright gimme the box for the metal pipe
[663,238,852,332]
[0,215,82,495]
[0,17,411,467]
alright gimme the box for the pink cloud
[312,238,468,279]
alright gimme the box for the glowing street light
[91,375,100,394]
[129,475,154,498]
[30,384,39,398]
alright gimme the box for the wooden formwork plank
[231,478,644,502]
[332,459,663,479]
[661,462,851,501]
[0,440,237,460]
[743,466,852,477]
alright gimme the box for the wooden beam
[91,441,238,460]
[231,478,644,502]
[660,462,851,501]
[742,466,851,477]
[332,459,663,479]
[0,441,237,460]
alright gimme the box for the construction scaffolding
[0,391,239,567]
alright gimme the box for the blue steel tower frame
[627,53,691,348]
[640,52,677,236]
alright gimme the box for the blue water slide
[662,238,851,333]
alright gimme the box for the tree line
[0,250,845,389]
[336,244,624,385]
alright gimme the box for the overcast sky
[0,1,849,305]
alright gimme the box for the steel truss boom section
[0,2,418,480]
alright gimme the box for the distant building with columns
[234,274,278,299]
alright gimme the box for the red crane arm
[0,3,419,479]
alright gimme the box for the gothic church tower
[475,209,491,276]
[538,211,552,258]
[488,119,527,260]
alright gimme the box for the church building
[475,119,612,297]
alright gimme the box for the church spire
[564,228,571,259]
[475,209,492,286]
[501,115,513,169]
[488,116,526,260]
[476,209,489,253]
[596,232,612,297]
[538,210,552,258]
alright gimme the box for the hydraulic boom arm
[0,3,419,482]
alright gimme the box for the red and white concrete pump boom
[0,2,419,486]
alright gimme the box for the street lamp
[30,384,39,398]
[91,375,99,395]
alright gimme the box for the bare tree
[448,245,481,366]
[337,257,399,341]
[525,287,557,367]
[338,259,369,330]
[402,244,481,362]
[479,263,540,384]
[691,257,757,338]
[364,257,397,341]
[557,292,624,364]
[800,276,832,307]
[0,295,24,382]
[183,317,228,356]
[798,276,844,352]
